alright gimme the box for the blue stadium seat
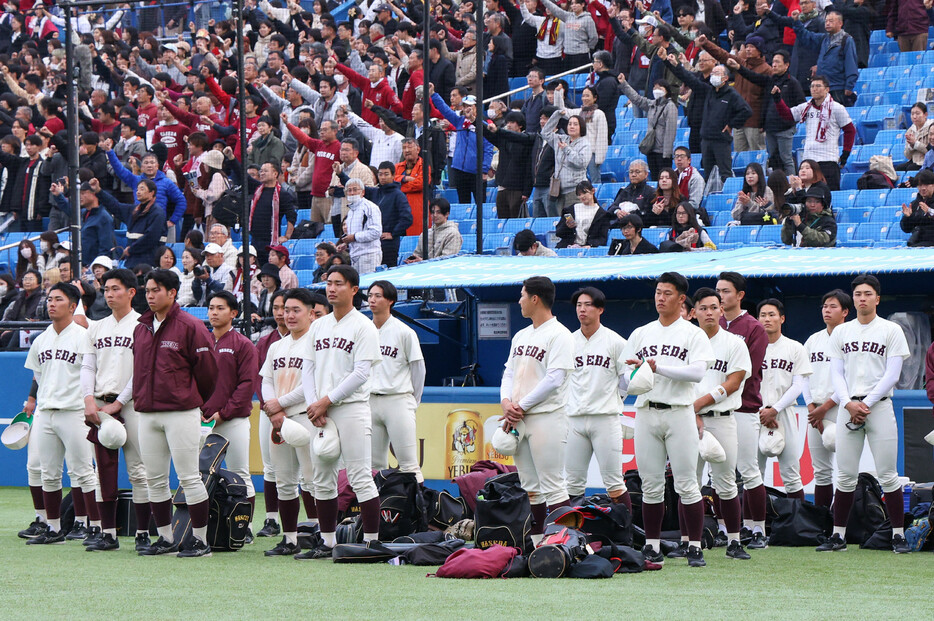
[585,247,609,257]
[603,158,629,180]
[399,236,419,256]
[847,144,891,173]
[925,50,934,64]
[449,203,473,220]
[909,63,934,81]
[674,127,691,147]
[859,106,900,144]
[295,269,315,284]
[884,65,911,82]
[606,144,627,159]
[899,52,926,66]
[855,189,891,208]
[439,188,459,204]
[722,176,744,195]
[457,220,473,234]
[530,218,558,234]
[712,211,734,226]
[184,307,208,320]
[754,225,782,245]
[886,187,917,206]
[482,234,513,251]
[486,187,498,202]
[597,183,624,202]
[724,225,759,245]
[846,107,872,130]
[732,151,768,176]
[629,118,648,132]
[292,255,317,270]
[881,91,912,109]
[869,29,888,45]
[830,190,857,209]
[886,224,911,241]
[837,207,871,224]
[555,248,582,257]
[643,228,669,246]
[290,239,319,255]
[870,205,904,223]
[873,129,905,147]
[499,219,533,235]
[706,226,728,246]
[870,53,897,67]
[840,173,862,190]
[296,209,311,221]
[461,234,477,251]
[856,92,883,107]
[853,223,890,242]
[704,194,736,213]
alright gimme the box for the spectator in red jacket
[334,56,402,127]
[283,114,342,226]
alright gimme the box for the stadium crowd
[1,0,934,315]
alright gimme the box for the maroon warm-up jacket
[203,328,258,421]
[721,311,768,414]
[133,303,218,412]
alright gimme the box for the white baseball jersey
[696,328,751,414]
[504,316,575,415]
[86,310,141,398]
[25,321,89,411]
[305,308,381,405]
[371,316,424,395]
[803,328,835,405]
[260,331,312,417]
[624,317,715,407]
[570,325,627,416]
[790,99,852,162]
[761,335,812,410]
[828,316,910,397]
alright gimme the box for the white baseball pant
[565,414,625,497]
[95,400,148,504]
[634,405,702,505]
[311,401,379,503]
[835,399,900,493]
[27,426,42,487]
[214,416,255,498]
[735,411,764,489]
[757,408,803,494]
[269,412,316,501]
[258,411,275,482]
[137,409,209,505]
[370,393,422,482]
[33,409,97,492]
[696,414,739,500]
[806,414,835,488]
[514,410,569,506]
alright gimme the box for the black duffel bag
[474,472,533,554]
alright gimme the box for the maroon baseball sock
[134,502,151,532]
[43,489,63,521]
[84,491,100,522]
[72,488,87,519]
[813,484,834,509]
[711,490,722,519]
[29,486,44,511]
[189,499,209,529]
[279,498,300,534]
[677,499,687,538]
[787,490,805,501]
[301,490,317,520]
[884,488,905,530]
[264,480,279,514]
[316,498,338,534]
[530,502,548,535]
[833,490,855,528]
[150,499,173,528]
[99,500,117,530]
[747,484,767,521]
[643,501,665,541]
[742,490,751,520]
[683,500,705,543]
[612,490,632,512]
[360,497,380,535]
[720,496,742,535]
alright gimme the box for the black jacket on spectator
[359,180,414,239]
[901,196,934,246]
[430,56,457,103]
[737,66,806,133]
[607,181,657,224]
[2,288,42,322]
[834,0,874,67]
[486,129,535,195]
[669,62,752,144]
[728,12,784,57]
[79,149,112,190]
[0,152,52,222]
[608,237,660,255]
[0,288,18,319]
[371,104,448,186]
[97,191,169,268]
[520,91,548,135]
[555,205,612,247]
[594,70,621,140]
[483,52,511,100]
[526,131,556,188]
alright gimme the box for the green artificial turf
[0,486,928,620]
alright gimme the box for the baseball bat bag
[473,472,533,554]
[392,530,454,544]
[206,469,252,551]
[400,538,466,566]
[374,468,428,540]
[332,540,400,564]
[567,554,616,578]
[528,524,590,578]
[422,488,469,530]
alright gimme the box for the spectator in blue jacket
[428,84,494,204]
[100,139,186,240]
[49,179,116,267]
[340,161,413,268]
[766,7,858,106]
[95,178,168,269]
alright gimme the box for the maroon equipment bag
[433,544,519,578]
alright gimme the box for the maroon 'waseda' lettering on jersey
[315,337,356,353]
[711,359,728,373]
[763,357,794,372]
[574,354,611,369]
[810,351,828,363]
[380,345,399,358]
[634,344,690,361]
[94,336,133,350]
[841,341,887,357]
[272,356,304,371]
[512,345,547,362]
[38,348,79,365]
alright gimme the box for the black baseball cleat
[747,532,768,549]
[244,529,254,545]
[177,538,212,558]
[726,540,751,560]
[740,526,754,544]
[86,533,120,551]
[295,544,333,560]
[135,533,152,552]
[83,526,103,546]
[641,544,665,565]
[686,545,706,568]
[264,538,301,556]
[65,521,88,541]
[138,536,179,556]
[257,519,280,538]
[18,519,49,539]
[666,541,689,558]
[815,533,847,552]
[26,529,66,545]
[892,534,911,554]
[713,531,729,548]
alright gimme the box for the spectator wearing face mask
[0,274,17,319]
[15,240,39,286]
[35,230,62,273]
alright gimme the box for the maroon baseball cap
[266,244,290,265]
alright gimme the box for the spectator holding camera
[780,186,837,247]
[900,169,934,246]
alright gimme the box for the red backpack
[433,545,519,579]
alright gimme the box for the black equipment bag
[336,516,363,545]
[333,541,400,564]
[422,488,469,530]
[473,472,533,554]
[290,220,325,240]
[373,469,428,541]
[574,500,633,547]
[60,490,76,535]
[624,468,679,532]
[596,543,646,574]
[171,433,231,549]
[401,538,465,566]
[845,473,888,545]
[116,489,157,536]
[567,554,616,578]
[528,524,590,578]
[206,469,252,551]
[766,495,832,546]
[212,185,243,228]
[392,531,453,544]
[298,521,323,550]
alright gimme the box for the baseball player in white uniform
[757,299,811,514]
[689,288,751,560]
[81,268,149,552]
[301,264,383,558]
[802,289,850,509]
[623,272,714,568]
[819,274,912,554]
[260,288,318,558]
[565,286,630,509]
[367,279,426,481]
[24,283,98,545]
[500,276,575,545]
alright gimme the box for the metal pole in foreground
[420,3,430,265]
[474,0,484,255]
[235,0,252,338]
[63,3,82,279]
